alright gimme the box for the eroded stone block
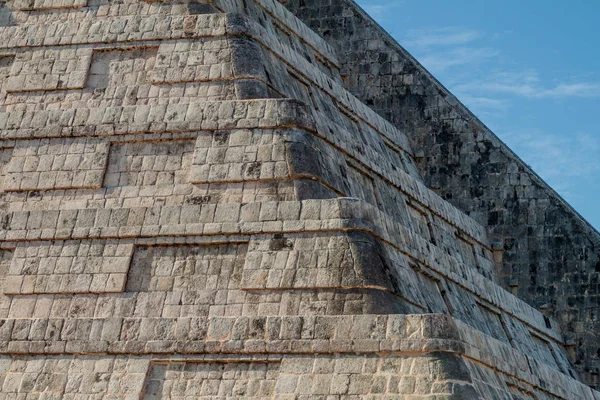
[3,240,134,294]
[126,243,248,293]
[87,47,157,94]
[7,0,86,10]
[189,130,290,184]
[142,361,279,398]
[4,138,109,191]
[0,55,14,91]
[104,139,195,188]
[0,356,149,397]
[0,146,13,190]
[149,39,233,84]
[5,49,92,92]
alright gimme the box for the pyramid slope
[0,0,597,398]
[279,0,600,390]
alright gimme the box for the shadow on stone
[0,1,15,27]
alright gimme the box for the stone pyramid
[0,0,598,398]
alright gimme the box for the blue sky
[355,0,600,231]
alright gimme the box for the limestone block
[149,39,234,84]
[127,241,247,300]
[0,146,13,191]
[280,0,600,386]
[240,233,384,290]
[274,353,475,397]
[189,129,290,184]
[4,138,109,191]
[87,47,157,92]
[0,355,149,398]
[0,249,12,319]
[0,0,596,396]
[104,139,195,188]
[4,49,92,92]
[142,361,278,398]
[7,0,86,10]
[0,55,14,91]
[3,240,134,294]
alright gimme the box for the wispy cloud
[360,2,403,22]
[418,47,499,72]
[455,70,600,99]
[399,27,498,74]
[500,131,600,200]
[404,27,480,47]
[457,95,509,119]
[402,26,600,201]
[458,96,508,111]
[401,27,600,99]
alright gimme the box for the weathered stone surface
[280,0,600,390]
[0,0,597,398]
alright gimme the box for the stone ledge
[0,115,487,248]
[0,314,595,400]
[0,98,316,139]
[0,0,340,68]
[246,0,340,68]
[3,138,109,192]
[0,198,563,341]
[4,48,92,92]
[0,11,406,156]
[6,0,86,11]
[294,118,488,244]
[3,240,134,294]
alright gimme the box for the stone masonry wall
[279,0,600,387]
[0,0,599,398]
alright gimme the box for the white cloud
[456,95,509,119]
[387,22,599,218]
[454,70,600,99]
[360,2,403,21]
[500,131,600,200]
[418,47,499,73]
[404,27,480,47]
[539,83,600,98]
[400,28,600,98]
[397,27,498,73]
[458,96,508,110]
